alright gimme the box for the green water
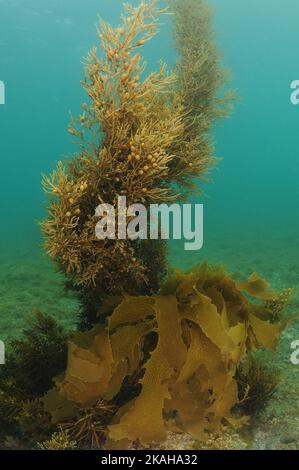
[1,0,299,253]
[1,0,299,252]
[0,0,299,449]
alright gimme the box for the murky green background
[0,0,299,449]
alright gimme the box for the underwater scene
[0,0,299,452]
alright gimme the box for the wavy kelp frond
[41,0,232,294]
[42,266,286,449]
[238,272,277,301]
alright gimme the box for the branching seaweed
[41,0,231,301]
[0,311,68,397]
[235,355,280,416]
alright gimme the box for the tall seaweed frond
[41,0,232,303]
[171,0,235,188]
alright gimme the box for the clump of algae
[38,429,77,451]
[40,0,231,326]
[235,355,280,416]
[40,266,285,449]
[0,0,289,451]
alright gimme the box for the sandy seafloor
[0,231,299,450]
